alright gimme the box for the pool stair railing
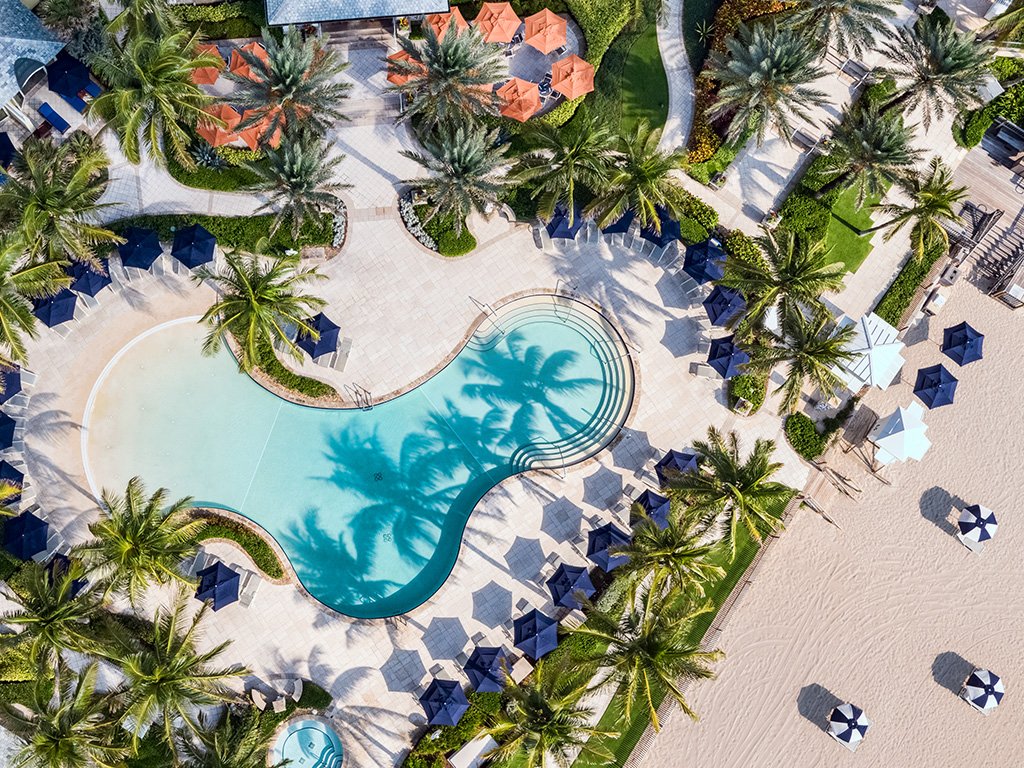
[552,281,580,322]
[344,383,373,410]
[469,295,505,336]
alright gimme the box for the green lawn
[824,186,885,273]
[619,22,669,133]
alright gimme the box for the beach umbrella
[513,609,559,660]
[869,402,930,465]
[3,510,47,561]
[464,646,512,692]
[942,321,984,366]
[633,489,671,529]
[600,210,634,235]
[546,204,585,239]
[707,335,750,379]
[547,563,595,609]
[703,286,746,327]
[655,448,700,486]
[386,49,423,86]
[237,109,283,150]
[171,225,217,269]
[0,413,16,450]
[229,42,268,81]
[191,43,224,85]
[47,52,90,98]
[524,9,567,54]
[962,669,1004,714]
[914,364,958,409]
[420,679,470,726]
[118,227,163,270]
[958,504,998,545]
[194,562,240,611]
[828,703,870,751]
[32,289,77,327]
[475,2,522,44]
[196,103,241,148]
[67,260,112,298]
[0,462,23,489]
[0,133,15,169]
[682,239,726,284]
[426,8,469,40]
[296,313,340,360]
[497,77,541,122]
[587,522,630,572]
[639,206,681,248]
[551,55,595,100]
[0,368,22,405]
[834,313,905,391]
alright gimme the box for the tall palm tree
[481,657,616,768]
[90,30,220,168]
[389,26,505,130]
[986,0,1024,42]
[706,20,828,145]
[37,0,97,39]
[108,0,180,39]
[586,120,689,231]
[879,15,994,129]
[228,28,351,141]
[813,103,921,203]
[76,477,205,606]
[866,156,967,261]
[514,114,617,224]
[117,597,247,748]
[403,125,511,236]
[179,712,284,768]
[669,427,792,556]
[194,252,326,372]
[0,133,121,269]
[792,0,897,58]
[0,237,70,365]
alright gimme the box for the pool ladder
[345,383,373,411]
[469,295,504,336]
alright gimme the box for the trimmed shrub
[785,412,828,460]
[0,642,36,683]
[873,239,947,327]
[728,372,767,413]
[253,338,338,399]
[779,191,831,243]
[723,230,762,264]
[167,156,264,192]
[689,140,740,184]
[171,0,265,39]
[217,145,265,165]
[860,77,898,110]
[678,215,709,245]
[421,213,477,257]
[954,108,994,148]
[195,515,286,579]
[679,191,719,229]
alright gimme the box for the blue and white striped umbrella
[828,703,870,750]
[963,669,1004,714]
[958,504,997,544]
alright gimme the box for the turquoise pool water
[271,717,343,768]
[84,296,633,617]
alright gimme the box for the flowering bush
[332,206,347,249]
[398,196,438,251]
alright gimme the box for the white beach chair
[331,337,353,372]
[690,362,722,379]
[238,568,262,608]
[251,689,267,711]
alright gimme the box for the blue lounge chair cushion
[38,103,70,134]
[60,92,88,114]
[84,81,102,98]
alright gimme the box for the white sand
[644,278,1024,767]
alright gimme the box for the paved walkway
[656,0,696,153]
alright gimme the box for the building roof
[0,0,65,108]
[265,0,449,25]
[834,312,906,391]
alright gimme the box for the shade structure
[464,646,513,692]
[420,679,470,726]
[191,44,225,85]
[869,401,930,465]
[942,321,984,366]
[0,413,15,450]
[547,563,595,609]
[703,286,746,327]
[237,109,283,150]
[33,289,77,327]
[0,368,21,405]
[914,364,958,409]
[171,224,217,269]
[655,448,700,486]
[513,609,559,660]
[117,227,163,270]
[475,3,522,43]
[497,77,540,122]
[229,42,268,81]
[524,9,567,54]
[551,54,595,100]
[3,510,47,561]
[707,335,750,379]
[0,133,16,169]
[834,313,905,391]
[958,504,998,544]
[47,51,90,98]
[297,313,341,360]
[828,703,870,751]
[633,489,671,529]
[683,239,726,284]
[546,204,585,239]
[600,210,634,235]
[426,7,469,40]
[962,669,1004,714]
[639,206,681,248]
[587,522,630,572]
[67,260,112,297]
[196,103,241,147]
[194,562,240,611]
[386,49,423,86]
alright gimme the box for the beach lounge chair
[331,337,353,371]
[238,568,262,607]
[251,689,267,710]
[37,103,70,134]
[690,361,722,379]
[58,92,88,114]
[291,678,303,702]
[84,81,102,99]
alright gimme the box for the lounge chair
[291,678,303,702]
[84,81,102,99]
[251,689,267,710]
[58,92,88,114]
[37,103,70,134]
[238,568,262,608]
[690,361,722,379]
[332,337,353,371]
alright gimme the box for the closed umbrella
[587,522,630,571]
[117,227,163,270]
[655,448,700,486]
[524,9,566,54]
[639,206,681,248]
[67,260,112,297]
[683,239,726,284]
[914,364,957,409]
[3,510,47,561]
[172,225,217,269]
[707,335,750,379]
[47,52,90,98]
[475,2,522,43]
[551,55,595,100]
[420,679,470,726]
[33,289,77,327]
[194,562,240,611]
[942,321,984,366]
[0,368,21,405]
[703,286,746,327]
[0,413,16,450]
[546,563,595,609]
[513,609,559,660]
[464,646,512,692]
[297,313,340,360]
[961,669,1004,714]
[828,703,870,751]
[634,489,671,529]
[957,504,997,547]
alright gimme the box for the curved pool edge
[268,713,345,767]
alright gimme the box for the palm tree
[669,427,792,556]
[403,125,511,236]
[179,712,284,768]
[792,0,897,58]
[866,156,967,261]
[514,114,617,224]
[90,30,220,168]
[75,476,205,605]
[586,120,690,231]
[481,657,617,768]
[108,0,180,39]
[194,252,326,372]
[0,237,70,364]
[389,26,505,130]
[879,15,994,129]
[228,28,350,142]
[706,20,828,145]
[0,133,121,268]
[37,0,97,39]
[118,597,247,748]
[986,0,1024,42]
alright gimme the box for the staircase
[322,20,392,50]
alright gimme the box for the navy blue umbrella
[46,553,88,596]
[0,368,21,405]
[655,448,700,486]
[32,289,77,327]
[171,224,216,269]
[634,488,671,529]
[67,260,112,297]
[942,322,984,366]
[683,240,727,284]
[547,563,596,609]
[296,313,340,360]
[0,413,16,450]
[914,364,958,409]
[601,210,634,235]
[0,461,23,489]
[703,286,746,327]
[47,52,91,99]
[639,206,681,248]
[0,133,15,169]
[546,204,585,240]
[3,510,47,561]
[194,562,240,611]
[464,646,513,692]
[420,679,470,726]
[117,227,163,269]
[513,609,559,660]
[707,335,750,379]
[587,522,630,572]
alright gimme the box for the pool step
[313,744,343,768]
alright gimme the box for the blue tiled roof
[265,0,449,25]
[0,0,64,108]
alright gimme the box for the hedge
[723,230,760,263]
[417,207,477,257]
[196,516,286,579]
[678,215,709,245]
[680,190,719,229]
[171,0,265,39]
[728,372,766,413]
[784,412,828,460]
[402,692,502,768]
[253,337,338,400]
[779,190,832,243]
[873,239,947,327]
[167,155,264,193]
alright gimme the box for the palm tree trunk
[880,90,913,117]
[814,170,852,200]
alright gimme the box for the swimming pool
[83,295,634,617]
[271,716,343,768]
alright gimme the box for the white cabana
[835,313,906,391]
[868,401,931,465]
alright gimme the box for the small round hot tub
[270,715,344,767]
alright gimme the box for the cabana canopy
[707,335,750,379]
[834,313,905,391]
[587,522,630,571]
[194,562,240,611]
[942,321,984,366]
[513,609,559,660]
[546,563,595,609]
[869,402,930,465]
[117,227,163,270]
[420,679,470,726]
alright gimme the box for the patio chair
[57,92,88,114]
[251,689,268,711]
[37,103,70,134]
[238,568,262,608]
[696,337,711,355]
[470,630,487,646]
[272,697,287,714]
[690,361,722,379]
[552,45,567,56]
[534,223,553,253]
[291,678,303,702]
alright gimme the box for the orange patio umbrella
[523,9,566,55]
[238,110,283,150]
[550,54,595,100]
[191,44,225,86]
[497,77,540,122]
[475,2,522,44]
[229,42,269,81]
[196,103,241,147]
[386,49,423,86]
[425,7,469,41]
